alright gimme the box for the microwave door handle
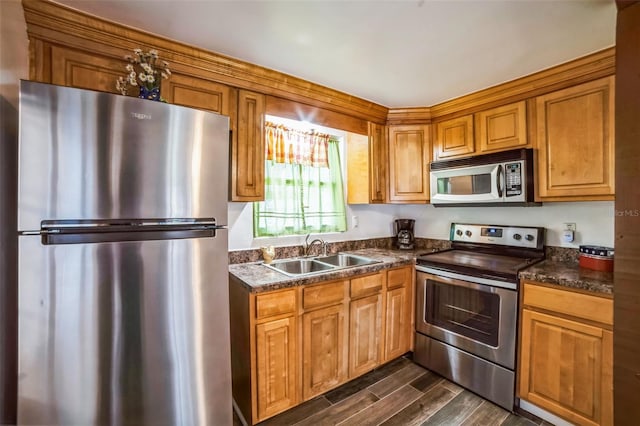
[497,164,504,198]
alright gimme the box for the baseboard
[518,399,575,426]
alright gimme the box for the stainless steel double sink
[264,253,380,276]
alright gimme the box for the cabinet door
[519,309,613,426]
[50,45,125,94]
[255,316,297,421]
[476,101,528,153]
[162,73,231,114]
[231,89,265,201]
[536,76,615,200]
[434,115,474,159]
[387,125,430,203]
[369,122,387,203]
[302,304,348,400]
[349,294,382,377]
[383,285,412,362]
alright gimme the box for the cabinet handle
[635,373,640,381]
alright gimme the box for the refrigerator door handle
[39,218,221,233]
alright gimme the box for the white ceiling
[56,0,617,108]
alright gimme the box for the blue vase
[139,85,161,101]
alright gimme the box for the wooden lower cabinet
[383,266,414,362]
[302,303,349,400]
[349,293,382,377]
[519,282,613,426]
[230,265,414,425]
[255,316,297,420]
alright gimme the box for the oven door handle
[415,266,517,291]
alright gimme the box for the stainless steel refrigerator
[17,80,232,425]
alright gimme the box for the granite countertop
[519,260,613,296]
[229,248,420,293]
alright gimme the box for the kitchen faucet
[304,234,328,257]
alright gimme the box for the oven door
[416,269,517,369]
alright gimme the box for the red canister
[579,245,614,272]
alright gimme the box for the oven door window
[426,279,500,346]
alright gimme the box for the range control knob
[513,233,522,240]
[456,229,463,236]
[465,230,472,237]
[526,234,535,242]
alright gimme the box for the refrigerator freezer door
[17,231,231,426]
[18,81,229,231]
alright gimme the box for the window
[253,119,347,237]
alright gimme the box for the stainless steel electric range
[414,223,545,411]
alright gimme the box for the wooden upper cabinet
[387,125,430,203]
[434,115,474,160]
[231,89,265,201]
[369,122,387,203]
[475,101,528,153]
[535,76,615,200]
[346,123,386,204]
[162,74,231,115]
[49,45,124,94]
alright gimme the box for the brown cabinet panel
[349,294,382,378]
[383,285,411,362]
[50,45,124,94]
[535,77,615,200]
[520,309,612,426]
[232,89,265,201]
[476,101,528,153]
[302,304,348,400]
[387,125,430,203]
[350,273,383,299]
[255,289,296,320]
[369,122,388,203]
[346,122,387,204]
[162,74,230,114]
[434,115,474,159]
[303,280,347,311]
[255,316,297,421]
[383,266,413,362]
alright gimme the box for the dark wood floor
[234,356,553,426]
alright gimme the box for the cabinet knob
[635,372,640,381]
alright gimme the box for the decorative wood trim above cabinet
[22,0,389,124]
[430,47,615,121]
[386,107,432,125]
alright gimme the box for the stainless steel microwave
[429,148,538,207]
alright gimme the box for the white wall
[228,201,614,250]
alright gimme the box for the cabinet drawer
[351,273,383,299]
[523,282,613,326]
[256,289,296,320]
[387,267,409,289]
[303,280,347,311]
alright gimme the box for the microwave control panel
[504,162,523,197]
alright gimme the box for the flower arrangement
[116,48,171,101]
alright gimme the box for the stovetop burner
[417,223,546,283]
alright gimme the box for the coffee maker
[395,219,415,250]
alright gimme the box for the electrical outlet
[564,222,576,231]
[352,216,359,228]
